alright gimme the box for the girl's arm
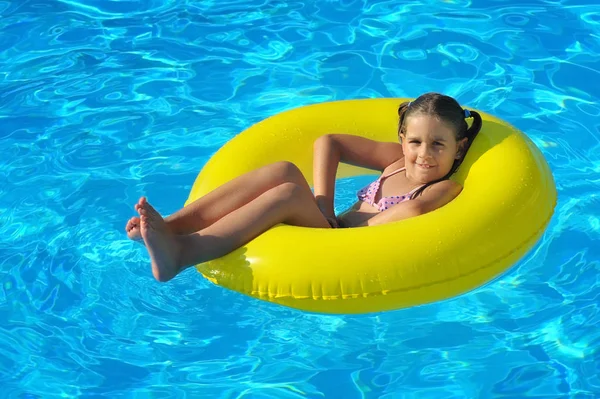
[312,134,403,217]
[360,180,463,227]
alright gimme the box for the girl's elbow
[314,134,334,150]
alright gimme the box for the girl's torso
[337,159,424,227]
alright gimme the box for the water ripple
[1,0,599,397]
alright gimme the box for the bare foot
[137,197,182,282]
[128,197,173,242]
[125,196,151,243]
[125,217,142,241]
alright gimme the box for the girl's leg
[126,161,312,239]
[137,181,330,282]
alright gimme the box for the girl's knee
[268,161,303,183]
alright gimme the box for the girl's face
[400,114,467,184]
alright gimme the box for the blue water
[1,0,599,397]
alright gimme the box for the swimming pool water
[1,0,599,397]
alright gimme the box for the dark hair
[397,92,483,199]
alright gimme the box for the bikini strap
[408,184,426,195]
[381,167,406,179]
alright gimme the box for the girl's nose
[418,144,433,158]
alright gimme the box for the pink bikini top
[356,167,424,212]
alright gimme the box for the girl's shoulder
[413,180,463,213]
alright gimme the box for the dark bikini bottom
[328,218,348,229]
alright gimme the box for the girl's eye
[410,140,420,144]
[434,141,443,146]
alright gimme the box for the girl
[125,92,482,282]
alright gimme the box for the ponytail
[463,110,482,157]
[397,101,411,137]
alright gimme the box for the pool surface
[1,0,599,397]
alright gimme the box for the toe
[141,215,152,229]
[144,201,161,219]
[136,197,146,210]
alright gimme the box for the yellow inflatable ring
[186,98,557,314]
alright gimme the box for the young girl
[125,92,482,282]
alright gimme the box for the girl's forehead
[404,116,456,139]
